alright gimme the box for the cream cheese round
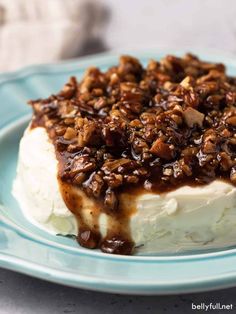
[13,126,236,254]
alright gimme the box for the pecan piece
[150,139,175,160]
[183,107,204,128]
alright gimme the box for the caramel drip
[58,179,101,249]
[100,215,134,254]
[58,178,136,254]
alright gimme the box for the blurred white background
[0,0,236,71]
[105,0,236,53]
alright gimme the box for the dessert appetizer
[13,54,236,255]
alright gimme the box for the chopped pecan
[64,127,77,140]
[70,156,96,176]
[150,139,175,160]
[183,107,204,128]
[102,159,132,174]
[226,116,236,126]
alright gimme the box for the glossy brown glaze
[29,54,236,255]
[59,180,101,249]
[58,177,135,254]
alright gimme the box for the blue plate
[1,50,236,295]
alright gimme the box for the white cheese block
[13,126,236,254]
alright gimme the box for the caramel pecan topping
[30,54,236,208]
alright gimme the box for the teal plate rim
[1,49,236,295]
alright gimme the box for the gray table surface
[0,268,235,314]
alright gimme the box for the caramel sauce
[55,144,136,254]
[59,180,101,249]
[101,193,136,254]
[30,118,234,255]
[28,54,236,254]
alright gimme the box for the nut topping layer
[30,54,236,254]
